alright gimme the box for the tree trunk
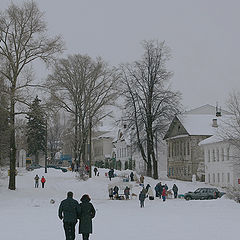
[8,95,16,190]
[89,117,92,178]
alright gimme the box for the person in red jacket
[41,176,46,188]
[162,187,166,202]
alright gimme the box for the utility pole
[88,117,92,178]
[45,119,48,174]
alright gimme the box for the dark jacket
[139,191,146,202]
[58,197,80,223]
[172,184,178,193]
[78,198,96,234]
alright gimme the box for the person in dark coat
[139,189,146,208]
[130,172,134,181]
[93,167,98,176]
[124,186,130,200]
[172,184,178,198]
[113,185,119,198]
[34,174,39,188]
[58,191,80,240]
[78,194,96,240]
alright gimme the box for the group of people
[34,174,46,188]
[58,192,95,240]
[138,183,179,207]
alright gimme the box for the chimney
[212,119,218,127]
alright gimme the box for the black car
[26,163,43,171]
[184,188,225,200]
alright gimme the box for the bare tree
[0,1,63,190]
[121,40,181,179]
[47,54,118,177]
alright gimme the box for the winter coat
[41,177,46,183]
[34,175,39,182]
[108,188,114,196]
[113,186,119,194]
[140,175,144,184]
[147,187,154,198]
[124,187,130,196]
[78,198,96,234]
[58,197,80,223]
[164,184,168,191]
[172,184,178,193]
[162,188,166,197]
[139,191,146,202]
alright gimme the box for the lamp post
[45,119,48,173]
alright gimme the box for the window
[227,147,230,161]
[227,173,230,183]
[213,173,215,183]
[216,149,219,162]
[221,148,224,161]
[183,142,186,155]
[187,142,190,155]
[208,174,211,183]
[208,150,210,162]
[222,173,224,183]
[168,144,171,157]
[217,173,220,183]
[188,165,191,175]
[212,149,215,162]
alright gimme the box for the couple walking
[58,192,95,240]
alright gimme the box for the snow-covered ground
[0,167,239,240]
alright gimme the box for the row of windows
[207,147,230,162]
[117,148,129,158]
[207,172,231,184]
[168,166,192,177]
[168,141,190,158]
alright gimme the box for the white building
[199,118,240,189]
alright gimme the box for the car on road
[47,165,68,173]
[184,188,225,200]
[26,163,43,171]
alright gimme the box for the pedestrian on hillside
[140,175,144,186]
[41,176,46,188]
[146,184,151,192]
[109,187,114,200]
[113,185,119,198]
[162,187,166,202]
[93,167,98,176]
[58,191,80,240]
[124,186,130,200]
[34,174,39,188]
[172,184,178,199]
[139,189,146,208]
[78,194,96,240]
[130,172,134,181]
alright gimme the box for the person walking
[93,167,98,176]
[58,191,80,240]
[124,186,130,200]
[162,187,166,202]
[78,194,96,240]
[172,184,178,199]
[130,172,134,181]
[41,176,46,188]
[139,189,146,208]
[108,187,114,200]
[34,174,39,188]
[140,175,144,186]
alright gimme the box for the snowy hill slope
[0,167,239,240]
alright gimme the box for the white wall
[203,142,240,189]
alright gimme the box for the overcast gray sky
[2,0,240,110]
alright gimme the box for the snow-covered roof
[177,114,218,136]
[184,104,231,115]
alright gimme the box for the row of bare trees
[0,1,188,188]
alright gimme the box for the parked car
[26,163,43,171]
[47,165,67,173]
[184,188,225,200]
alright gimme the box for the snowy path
[0,168,239,240]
